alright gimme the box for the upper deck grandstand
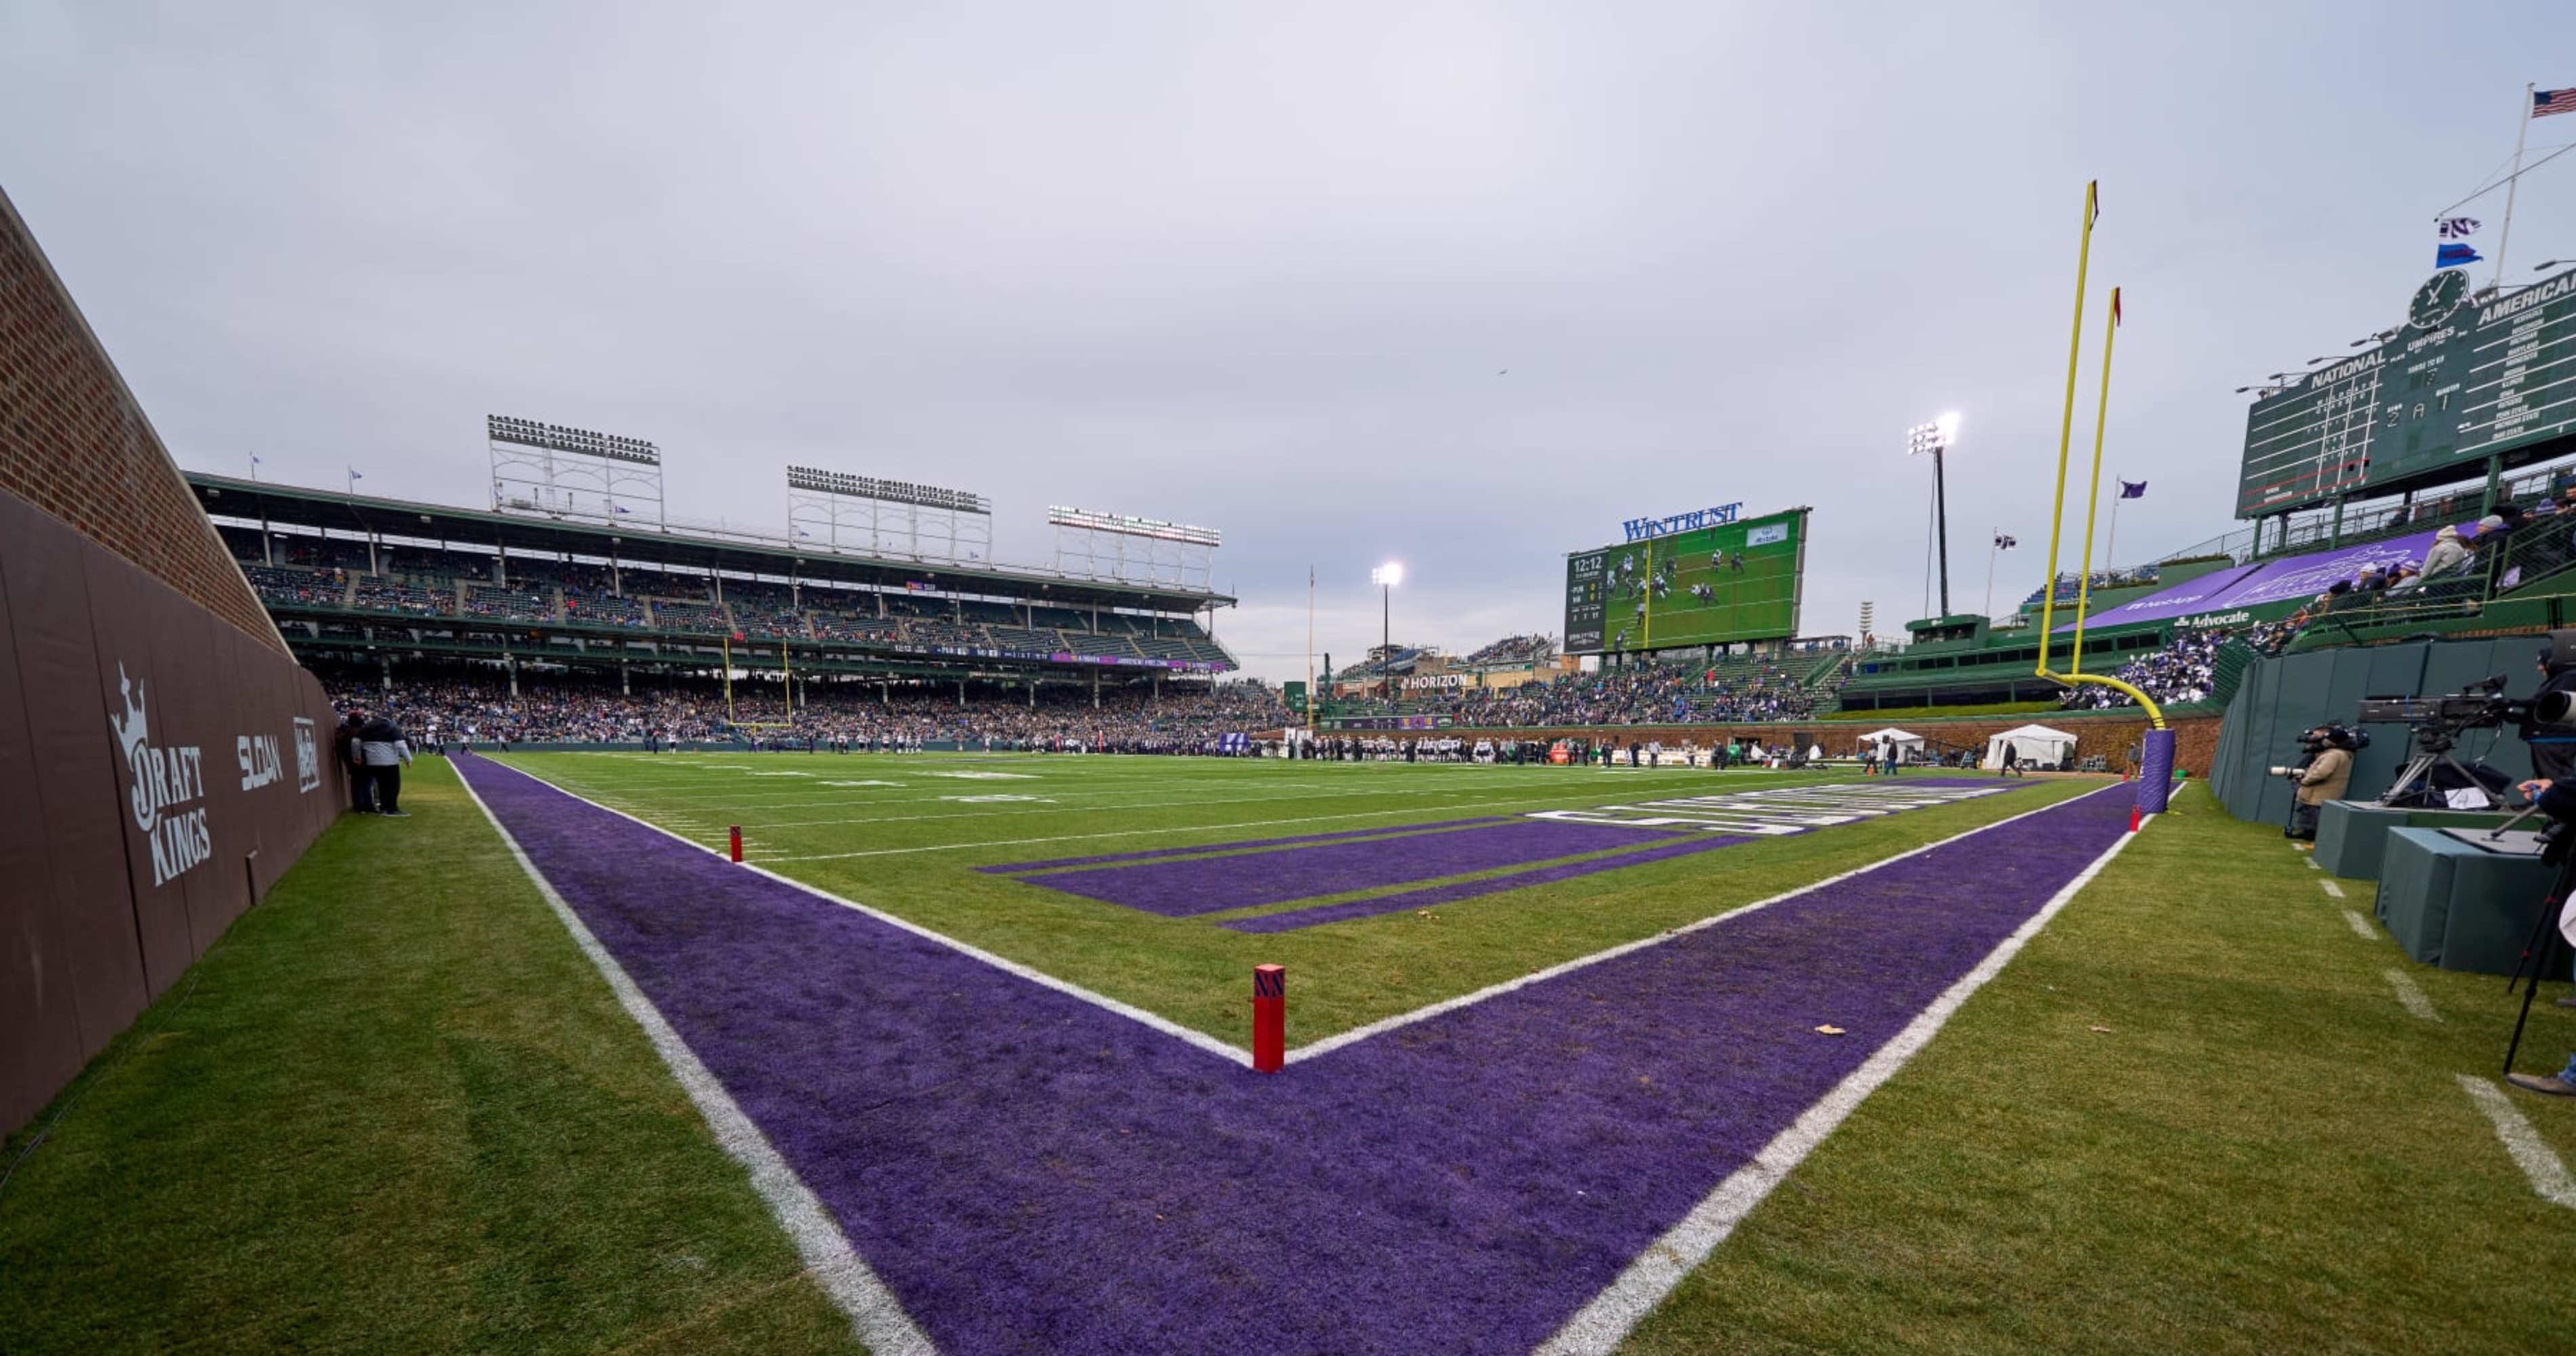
[194,471,1239,699]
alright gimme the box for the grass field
[3,751,2574,1353]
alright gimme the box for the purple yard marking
[1020,820,1686,917]
[1225,833,1757,933]
[976,816,1513,874]
[456,754,2129,1356]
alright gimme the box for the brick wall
[1321,711,2227,775]
[0,186,285,654]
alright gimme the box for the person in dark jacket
[357,714,415,816]
[337,711,374,813]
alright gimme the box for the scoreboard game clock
[2236,265,2576,517]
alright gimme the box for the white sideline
[2383,968,2440,1022]
[2456,1074,2576,1209]
[2342,909,2379,940]
[453,764,940,1355]
[1535,807,2152,1355]
[2318,879,2346,898]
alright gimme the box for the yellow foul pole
[2036,182,2097,669]
[2070,287,2120,677]
[2034,194,2165,727]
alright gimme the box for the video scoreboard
[2238,266,2576,517]
[1563,506,1807,655]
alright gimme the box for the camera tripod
[2379,725,2495,809]
[2503,838,2576,1076]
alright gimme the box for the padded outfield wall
[0,186,345,1134]
[2209,637,2550,825]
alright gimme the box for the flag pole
[2496,83,2534,293]
[2108,490,2121,571]
[1305,565,1315,740]
[1986,530,1998,618]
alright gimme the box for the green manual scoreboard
[2238,266,2576,517]
[1563,506,1807,655]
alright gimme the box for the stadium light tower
[1371,561,1403,699]
[1906,414,1958,617]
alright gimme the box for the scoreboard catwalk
[2239,266,2576,516]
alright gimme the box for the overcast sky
[11,1,2576,683]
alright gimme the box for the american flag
[2536,87,2576,119]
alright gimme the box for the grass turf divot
[0,758,864,1356]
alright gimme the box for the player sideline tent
[1984,723,2076,770]
[1854,727,1926,755]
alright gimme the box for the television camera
[2350,676,2546,809]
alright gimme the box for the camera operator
[2503,630,2576,1097]
[2278,725,2354,841]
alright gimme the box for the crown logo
[110,664,150,765]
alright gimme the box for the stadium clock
[2408,270,2469,330]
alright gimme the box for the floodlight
[1373,562,1404,588]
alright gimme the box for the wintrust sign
[109,664,211,888]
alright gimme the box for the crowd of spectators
[2059,617,2301,711]
[324,669,1294,752]
[1377,656,1839,728]
[1462,634,1555,666]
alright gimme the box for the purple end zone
[457,755,2129,1356]
[1024,820,1687,917]
[1223,833,1756,932]
[977,816,1513,874]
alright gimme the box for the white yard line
[2456,1074,2576,1209]
[2342,909,2379,940]
[2383,968,2440,1022]
[453,765,939,1354]
[1537,801,2149,1355]
[2319,879,2346,898]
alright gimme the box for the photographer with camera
[2277,725,2355,841]
[2499,631,2576,1096]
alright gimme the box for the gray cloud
[9,1,2576,680]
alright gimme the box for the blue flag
[2118,479,2148,500]
[2438,242,2483,268]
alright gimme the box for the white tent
[1985,723,2077,770]
[1855,727,1926,757]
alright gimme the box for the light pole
[1371,562,1403,700]
[1907,414,1960,618]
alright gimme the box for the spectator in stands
[2415,526,2472,584]
[357,711,414,816]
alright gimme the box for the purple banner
[2057,528,2445,632]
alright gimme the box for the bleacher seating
[460,585,558,623]
[243,565,347,608]
[647,599,730,634]
[349,580,452,616]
